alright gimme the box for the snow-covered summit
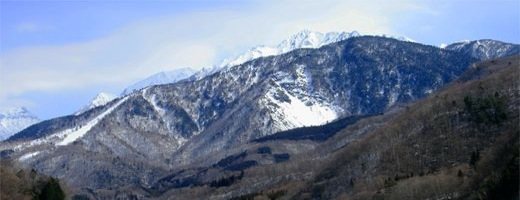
[276,30,360,53]
[121,67,196,95]
[0,107,40,141]
[75,92,117,115]
[218,30,361,69]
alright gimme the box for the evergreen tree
[38,178,65,200]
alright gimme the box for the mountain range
[3,30,374,139]
[0,30,518,199]
[122,30,413,93]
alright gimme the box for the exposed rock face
[2,36,517,194]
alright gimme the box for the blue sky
[1,0,519,119]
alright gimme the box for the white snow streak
[56,96,129,146]
[18,151,40,161]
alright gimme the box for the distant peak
[91,92,116,105]
[75,92,116,115]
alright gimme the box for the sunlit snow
[266,90,337,130]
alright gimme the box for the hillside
[292,56,520,199]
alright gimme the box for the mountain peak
[276,30,359,52]
[75,92,117,115]
[0,106,39,141]
[91,92,117,106]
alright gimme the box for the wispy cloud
[14,21,53,34]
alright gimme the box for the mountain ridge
[445,39,520,60]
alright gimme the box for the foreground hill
[290,56,520,199]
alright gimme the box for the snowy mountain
[75,92,117,115]
[4,36,482,191]
[0,107,39,141]
[2,49,518,200]
[121,67,196,95]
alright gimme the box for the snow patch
[56,96,129,146]
[19,151,40,161]
[266,90,337,130]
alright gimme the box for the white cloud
[15,22,50,33]
[0,0,425,109]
